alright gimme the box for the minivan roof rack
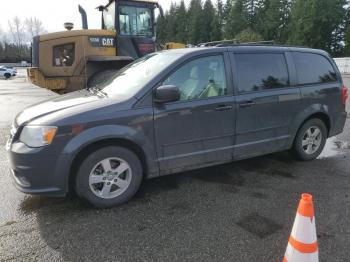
[197,39,275,47]
[217,40,275,47]
[191,40,310,49]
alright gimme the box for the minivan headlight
[19,126,57,147]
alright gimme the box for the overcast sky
[0,0,188,33]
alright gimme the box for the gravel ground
[0,77,350,262]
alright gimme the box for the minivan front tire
[292,118,327,161]
[75,146,143,208]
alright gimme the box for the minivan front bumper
[6,141,67,196]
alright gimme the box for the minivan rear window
[235,53,289,93]
[293,52,337,85]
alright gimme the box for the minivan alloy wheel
[301,126,322,155]
[88,157,132,199]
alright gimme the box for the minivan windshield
[94,52,183,98]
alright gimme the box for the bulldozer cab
[100,0,161,58]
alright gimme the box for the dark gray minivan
[6,46,348,208]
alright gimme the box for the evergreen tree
[155,0,349,54]
[201,0,216,42]
[216,0,224,29]
[223,0,234,23]
[0,42,4,62]
[156,2,186,44]
[327,2,349,56]
[166,3,178,41]
[211,13,222,41]
[344,24,350,56]
[288,0,347,55]
[211,0,224,41]
[175,0,188,43]
[156,14,168,43]
[224,0,249,39]
[243,0,264,31]
[258,0,291,42]
[188,0,203,44]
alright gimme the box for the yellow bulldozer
[27,0,185,94]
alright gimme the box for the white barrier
[0,63,27,68]
[334,58,350,74]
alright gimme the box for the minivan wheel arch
[292,112,331,145]
[302,112,330,136]
[68,138,148,193]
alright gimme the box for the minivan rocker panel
[7,46,347,208]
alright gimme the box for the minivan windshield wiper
[88,87,108,98]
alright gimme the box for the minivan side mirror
[154,85,180,103]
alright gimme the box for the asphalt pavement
[0,76,350,261]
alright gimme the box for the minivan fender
[288,103,331,147]
[62,125,154,154]
[54,125,158,193]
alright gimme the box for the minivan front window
[95,52,182,98]
[163,55,227,100]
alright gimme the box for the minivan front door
[231,52,301,159]
[153,54,236,174]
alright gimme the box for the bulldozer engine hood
[38,29,116,42]
[32,30,117,78]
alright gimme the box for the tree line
[0,17,46,63]
[156,0,350,57]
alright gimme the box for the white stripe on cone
[290,214,317,244]
[284,243,319,262]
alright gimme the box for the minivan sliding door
[231,52,300,160]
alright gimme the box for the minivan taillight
[342,85,348,105]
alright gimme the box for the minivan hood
[16,90,101,126]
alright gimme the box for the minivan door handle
[214,105,233,111]
[239,101,256,108]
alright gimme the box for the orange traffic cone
[283,193,318,262]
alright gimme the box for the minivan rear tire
[291,118,327,161]
[75,146,143,208]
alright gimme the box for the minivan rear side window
[293,52,338,85]
[235,53,289,93]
